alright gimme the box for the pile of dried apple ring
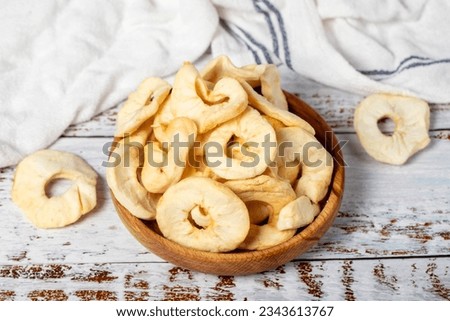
[106,56,333,252]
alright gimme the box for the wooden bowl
[111,92,345,275]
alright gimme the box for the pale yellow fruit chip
[153,62,247,139]
[240,81,315,135]
[354,93,430,165]
[276,127,333,203]
[141,117,197,194]
[277,196,320,230]
[156,177,250,252]
[204,107,277,180]
[12,150,98,229]
[225,175,297,250]
[115,77,171,138]
[106,119,159,220]
[201,55,288,110]
[107,55,335,253]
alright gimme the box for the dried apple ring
[156,177,250,252]
[12,150,98,228]
[276,155,301,185]
[277,196,320,230]
[263,115,286,131]
[141,117,197,193]
[204,108,277,180]
[115,77,171,137]
[276,127,333,203]
[201,55,288,110]
[201,55,265,87]
[260,64,289,110]
[240,81,315,135]
[225,175,297,250]
[354,94,430,165]
[106,119,160,220]
[153,62,247,140]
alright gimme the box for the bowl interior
[111,92,345,275]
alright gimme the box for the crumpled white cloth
[1,0,449,168]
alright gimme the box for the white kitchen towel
[1,0,450,168]
[0,0,218,168]
[211,0,450,101]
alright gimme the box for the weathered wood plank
[0,257,448,300]
[64,104,120,138]
[62,77,450,137]
[0,135,448,265]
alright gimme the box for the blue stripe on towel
[259,0,293,69]
[360,56,432,76]
[220,20,262,64]
[252,0,279,57]
[235,25,274,64]
[403,58,450,71]
[360,55,450,80]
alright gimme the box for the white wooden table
[1,76,449,301]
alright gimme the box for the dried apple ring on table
[12,150,98,228]
[156,177,250,252]
[354,93,430,165]
[225,175,297,250]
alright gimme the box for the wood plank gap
[4,254,448,268]
[292,254,450,263]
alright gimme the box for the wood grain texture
[1,81,449,300]
[63,78,450,137]
[0,258,448,300]
[1,134,448,265]
[62,98,450,137]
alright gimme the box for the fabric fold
[1,0,449,168]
